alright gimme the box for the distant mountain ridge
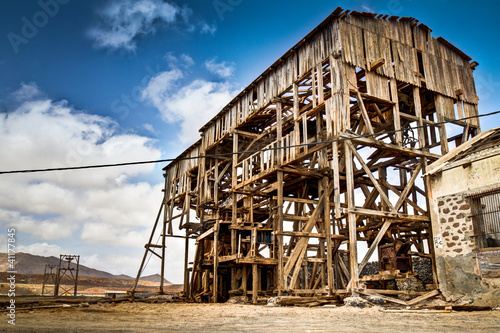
[0,252,171,284]
[139,273,171,284]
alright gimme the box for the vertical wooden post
[379,167,388,211]
[399,169,408,214]
[345,141,358,290]
[213,219,219,303]
[277,170,284,295]
[231,133,238,291]
[242,265,248,296]
[435,99,450,155]
[160,177,168,294]
[390,78,402,145]
[324,176,334,294]
[413,86,426,150]
[311,66,317,108]
[214,149,219,206]
[250,196,254,226]
[198,135,206,208]
[252,264,258,303]
[423,158,440,286]
[183,231,190,297]
[317,63,324,104]
[331,119,341,293]
[293,83,300,151]
[276,102,282,162]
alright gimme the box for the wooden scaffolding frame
[137,7,480,304]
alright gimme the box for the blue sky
[0,0,499,283]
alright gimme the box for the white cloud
[80,222,151,247]
[141,54,239,144]
[0,84,164,275]
[200,22,217,35]
[80,253,139,277]
[142,76,238,144]
[164,52,194,69]
[12,82,42,101]
[87,0,215,52]
[17,243,65,258]
[361,5,375,12]
[0,87,159,188]
[0,209,75,241]
[204,57,235,78]
[142,123,157,135]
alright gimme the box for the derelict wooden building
[138,7,481,304]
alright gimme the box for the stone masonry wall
[435,190,500,307]
[437,193,476,256]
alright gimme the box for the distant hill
[139,273,172,284]
[0,252,170,282]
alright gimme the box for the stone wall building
[426,128,500,307]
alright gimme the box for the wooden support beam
[394,161,423,211]
[381,180,427,215]
[356,90,374,135]
[345,140,359,291]
[183,230,190,297]
[233,129,259,138]
[242,265,248,295]
[348,207,430,222]
[358,220,391,274]
[369,58,385,71]
[317,63,324,104]
[283,181,334,278]
[323,177,334,295]
[434,97,450,155]
[213,219,219,303]
[358,289,408,306]
[390,79,402,145]
[311,66,318,108]
[196,227,214,242]
[252,264,258,304]
[277,171,284,294]
[406,289,440,306]
[413,86,426,150]
[340,132,440,160]
[346,140,396,212]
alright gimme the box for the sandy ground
[2,302,500,333]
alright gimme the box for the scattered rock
[343,296,368,308]
[266,296,291,307]
[227,296,249,304]
[366,295,385,305]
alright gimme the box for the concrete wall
[427,148,500,307]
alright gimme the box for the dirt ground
[2,301,500,333]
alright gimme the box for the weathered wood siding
[166,12,479,190]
